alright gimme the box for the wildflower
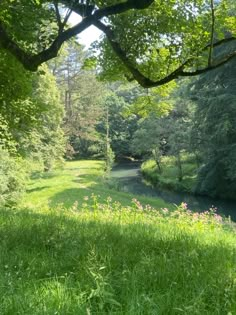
[214,214,223,223]
[107,196,112,203]
[209,206,217,214]
[145,204,152,211]
[71,201,78,211]
[84,196,89,201]
[161,208,169,215]
[132,198,143,211]
[181,202,188,210]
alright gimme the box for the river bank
[111,162,236,220]
[2,159,236,314]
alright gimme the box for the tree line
[0,1,235,205]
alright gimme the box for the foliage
[0,0,58,52]
[20,65,65,170]
[0,50,34,151]
[51,43,105,159]
[131,88,193,177]
[124,82,176,117]
[95,0,236,86]
[0,147,27,207]
[0,0,235,88]
[142,156,198,193]
[190,42,236,199]
[104,144,115,175]
[97,92,138,160]
[132,43,236,200]
[0,49,65,170]
[131,116,166,171]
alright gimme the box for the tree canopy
[0,0,235,87]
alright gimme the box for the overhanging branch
[0,0,235,87]
[94,20,236,87]
[61,0,154,17]
[0,17,94,71]
[0,0,154,71]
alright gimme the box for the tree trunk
[152,148,162,173]
[155,159,162,174]
[176,152,183,182]
[195,152,201,168]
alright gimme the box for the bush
[141,157,197,193]
[0,147,27,206]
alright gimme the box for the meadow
[22,160,171,210]
[0,160,236,314]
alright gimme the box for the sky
[69,12,102,49]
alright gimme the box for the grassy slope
[142,156,198,193]
[22,160,171,210]
[0,160,236,314]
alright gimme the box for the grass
[141,155,198,193]
[22,160,171,210]
[1,160,236,314]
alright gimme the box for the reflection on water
[111,163,236,221]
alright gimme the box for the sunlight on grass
[1,161,236,313]
[0,202,235,314]
[22,160,171,210]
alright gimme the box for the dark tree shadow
[26,186,50,193]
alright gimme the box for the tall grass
[1,160,235,314]
[0,200,235,314]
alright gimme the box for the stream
[111,162,236,221]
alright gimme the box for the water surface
[111,162,236,220]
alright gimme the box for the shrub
[0,147,27,206]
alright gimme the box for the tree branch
[181,51,236,77]
[208,0,215,66]
[94,20,236,87]
[53,1,64,33]
[93,0,154,19]
[0,0,235,89]
[0,0,154,71]
[0,17,94,70]
[204,36,236,49]
[60,0,154,18]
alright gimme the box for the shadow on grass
[30,171,58,180]
[49,188,88,208]
[66,167,99,171]
[49,171,173,210]
[0,207,235,314]
[26,186,51,193]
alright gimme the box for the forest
[0,0,236,314]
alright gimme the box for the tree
[0,48,65,170]
[167,99,193,182]
[130,82,193,180]
[50,42,105,158]
[189,42,236,199]
[0,0,235,88]
[0,49,65,205]
[20,65,65,171]
[104,103,115,175]
[0,50,35,151]
[131,117,167,172]
[97,91,138,160]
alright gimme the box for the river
[111,162,236,220]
